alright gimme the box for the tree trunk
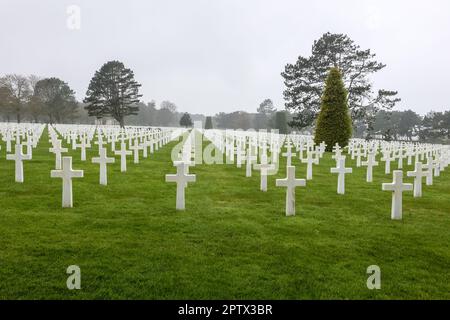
[119,117,125,128]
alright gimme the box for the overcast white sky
[1,0,449,116]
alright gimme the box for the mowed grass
[0,128,449,299]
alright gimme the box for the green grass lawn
[0,128,449,299]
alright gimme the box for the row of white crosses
[4,123,448,216]
[346,140,443,181]
[348,139,446,175]
[46,124,183,207]
[347,139,450,219]
[218,131,332,212]
[342,142,424,220]
[54,124,172,160]
[204,129,450,219]
[7,143,32,183]
[2,124,45,182]
[1,124,39,154]
[202,130,317,216]
[330,140,448,219]
[205,130,449,217]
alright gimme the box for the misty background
[1,0,450,116]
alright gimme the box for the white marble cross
[236,146,245,168]
[130,139,143,164]
[317,142,326,158]
[75,137,90,161]
[381,152,393,174]
[49,139,68,170]
[397,150,405,169]
[148,138,155,154]
[94,136,106,154]
[173,160,194,187]
[114,142,132,172]
[51,157,84,208]
[5,133,13,152]
[382,170,413,220]
[301,151,319,180]
[362,152,378,182]
[276,166,306,216]
[245,149,257,177]
[330,156,352,194]
[24,135,34,158]
[406,148,414,166]
[298,144,305,161]
[6,144,31,183]
[110,135,117,152]
[432,157,441,177]
[332,143,342,163]
[407,162,426,197]
[92,147,115,185]
[142,138,149,158]
[424,157,434,186]
[355,149,363,167]
[282,144,295,167]
[165,162,196,210]
[254,154,275,191]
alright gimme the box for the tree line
[0,75,80,124]
[0,71,288,130]
[372,109,450,144]
[0,32,448,142]
[0,73,200,128]
[0,67,290,132]
[213,99,291,133]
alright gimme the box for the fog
[1,0,449,115]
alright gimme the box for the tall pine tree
[282,33,400,132]
[314,68,352,151]
[84,60,142,127]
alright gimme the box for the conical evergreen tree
[204,116,213,129]
[314,67,352,151]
